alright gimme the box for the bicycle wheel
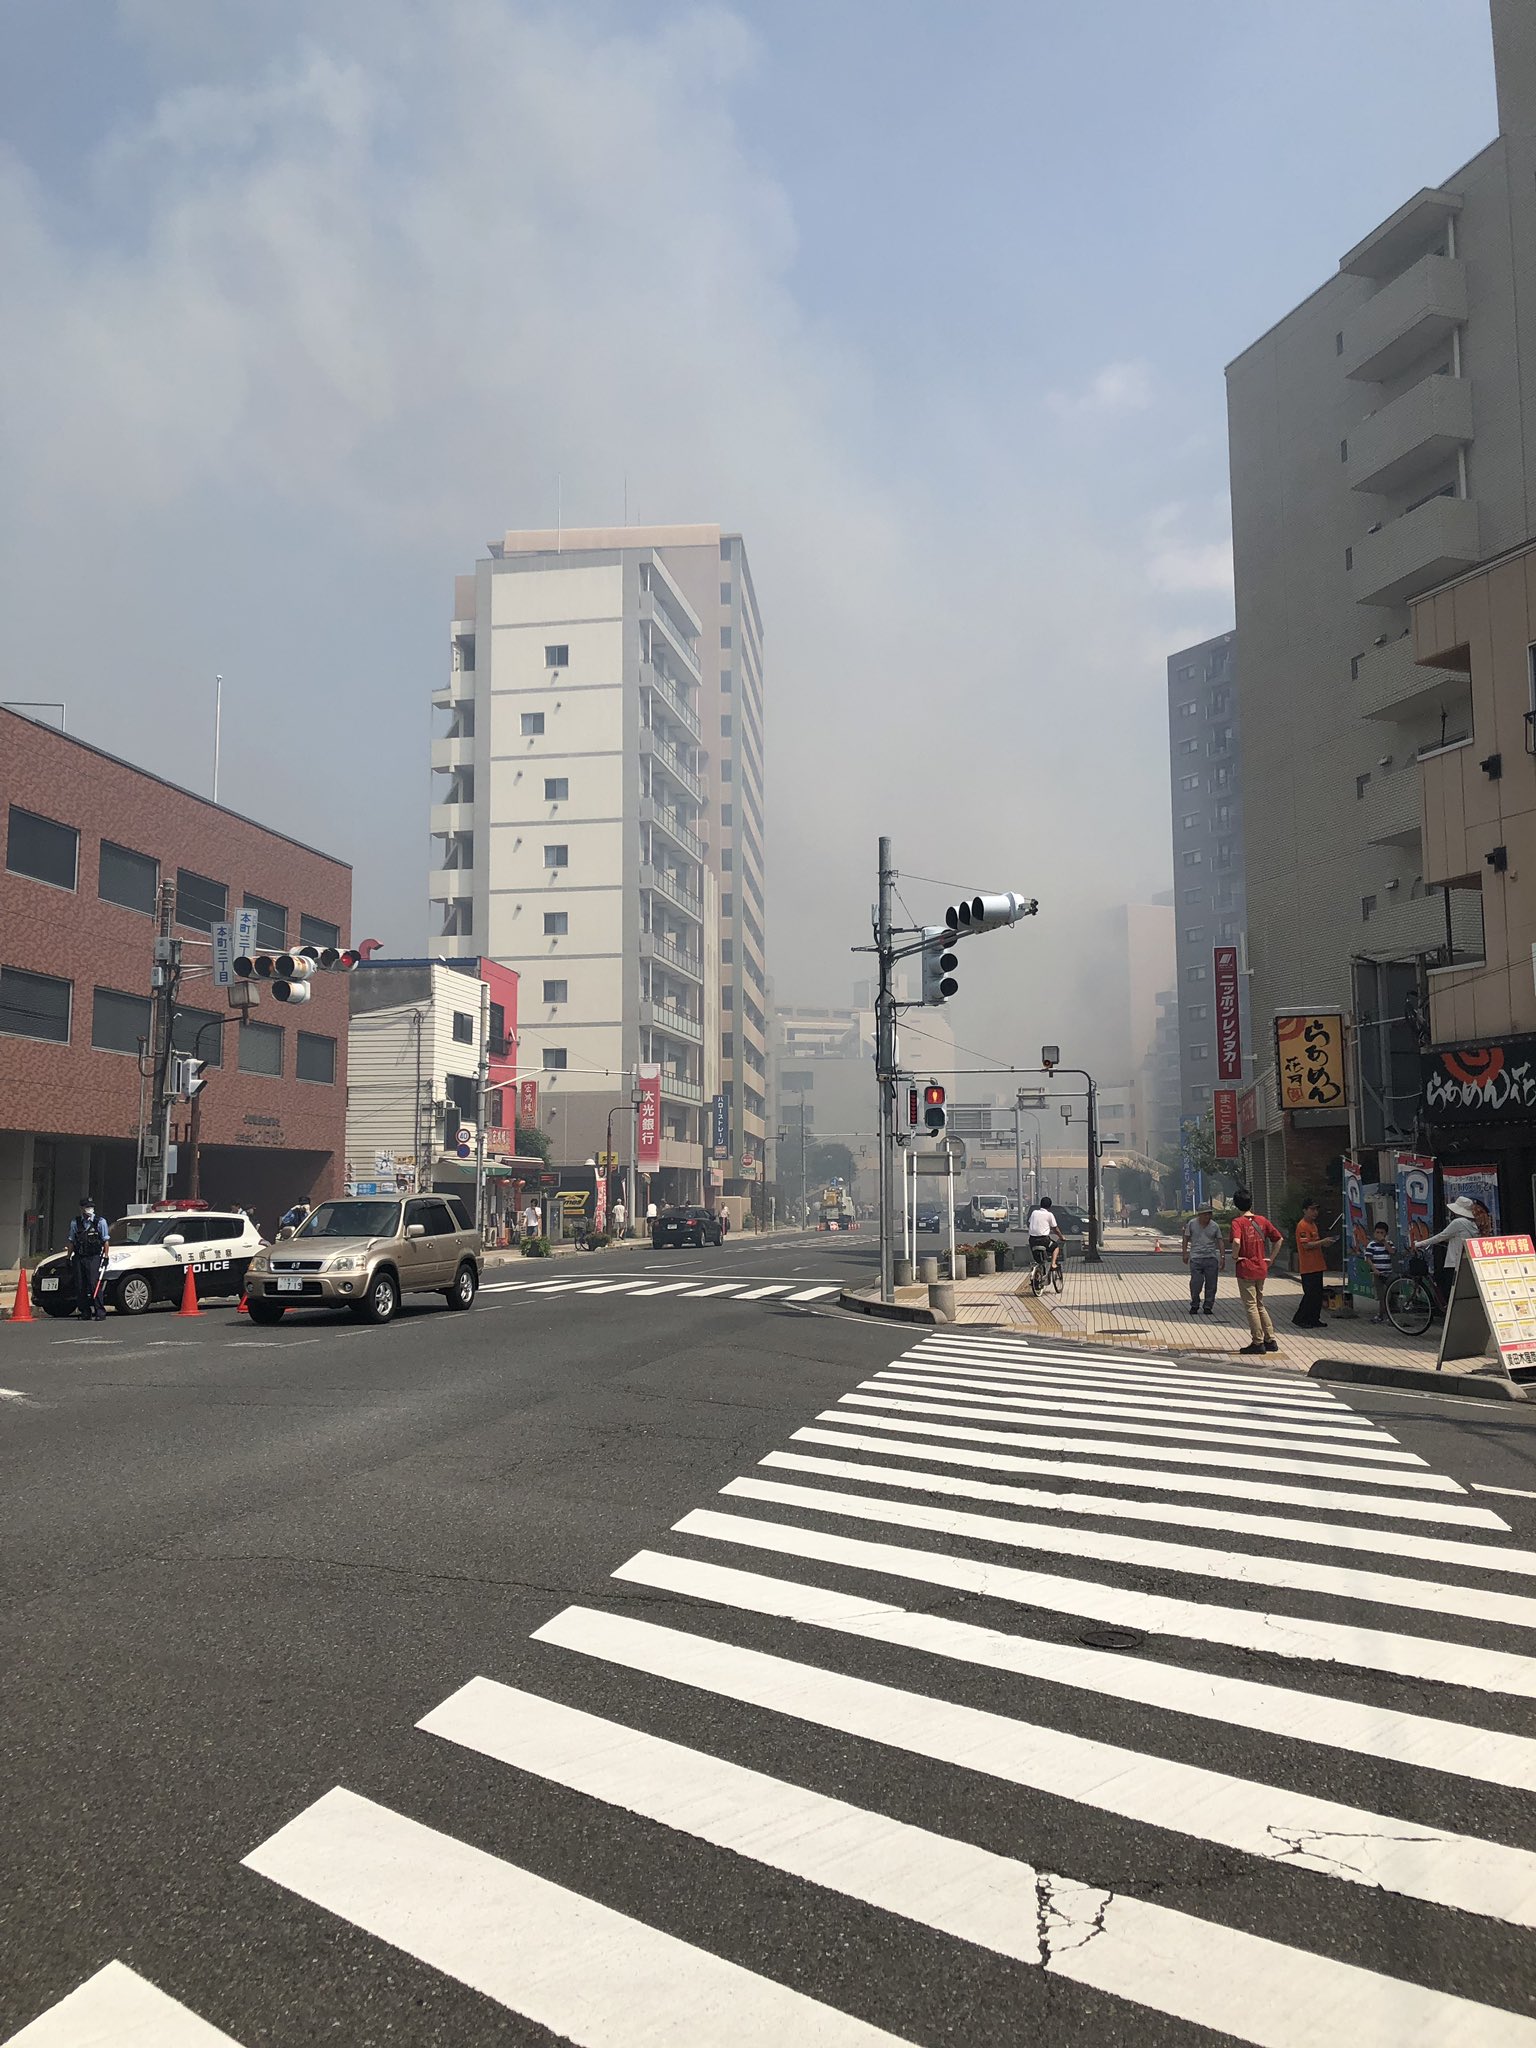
[1030,1260,1047,1297]
[1051,1261,1065,1294]
[1386,1276,1433,1336]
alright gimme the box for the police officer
[68,1195,110,1320]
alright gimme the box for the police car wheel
[113,1273,152,1316]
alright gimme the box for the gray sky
[0,0,1497,1080]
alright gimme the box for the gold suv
[243,1195,481,1326]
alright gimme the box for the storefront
[1419,1035,1536,1237]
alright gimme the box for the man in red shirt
[1230,1188,1283,1354]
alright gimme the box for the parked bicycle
[1384,1254,1447,1336]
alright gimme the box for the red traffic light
[923,1084,946,1107]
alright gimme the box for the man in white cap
[1417,1195,1481,1278]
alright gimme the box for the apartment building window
[296,1031,337,1084]
[544,777,569,802]
[1181,850,1203,867]
[300,914,339,951]
[721,940,733,964]
[721,627,732,648]
[1344,546,1353,571]
[721,671,733,693]
[1184,926,1204,943]
[521,715,546,740]
[1179,774,1199,792]
[1186,1004,1209,1021]
[721,1033,734,1058]
[452,1011,474,1044]
[176,867,227,932]
[238,1020,283,1077]
[1182,888,1202,904]
[544,844,568,868]
[720,583,731,603]
[98,840,157,915]
[0,965,71,1043]
[1178,738,1198,756]
[444,1074,478,1126]
[1207,688,1229,714]
[545,1047,568,1070]
[721,805,733,827]
[543,980,567,1004]
[1181,814,1199,830]
[243,894,286,949]
[1187,964,1208,981]
[720,759,732,779]
[92,987,150,1055]
[545,644,568,668]
[1335,330,1344,355]
[720,716,732,736]
[1179,701,1198,718]
[1361,895,1376,922]
[1178,665,1195,681]
[1190,1043,1210,1061]
[1340,438,1348,463]
[544,911,568,935]
[721,849,733,871]
[721,986,734,1010]
[1356,773,1371,799]
[7,806,77,891]
[722,894,733,916]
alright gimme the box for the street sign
[234,908,259,953]
[212,922,234,988]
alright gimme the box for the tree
[515,1123,552,1165]
[807,1141,857,1188]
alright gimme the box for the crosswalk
[12,1331,1536,2045]
[481,1272,842,1307]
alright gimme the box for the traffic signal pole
[876,837,895,1303]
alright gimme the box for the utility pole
[137,881,180,1205]
[1014,1093,1027,1226]
[875,836,895,1301]
[475,976,491,1240]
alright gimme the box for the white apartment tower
[429,524,765,1200]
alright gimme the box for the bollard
[928,1280,956,1320]
[918,1256,939,1285]
[894,1258,914,1287]
[975,1250,996,1276]
[949,1253,968,1281]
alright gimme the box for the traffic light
[922,1082,947,1137]
[943,891,1039,934]
[232,943,361,1005]
[921,926,959,1005]
[171,1055,206,1099]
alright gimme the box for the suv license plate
[275,1277,304,1293]
[39,1276,59,1291]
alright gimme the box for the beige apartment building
[428,524,765,1202]
[1227,0,1535,1210]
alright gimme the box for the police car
[30,1201,266,1316]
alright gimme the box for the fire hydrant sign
[1437,1234,1536,1379]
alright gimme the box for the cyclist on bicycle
[1026,1196,1064,1279]
[1417,1195,1480,1279]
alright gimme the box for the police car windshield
[110,1217,183,1246]
[296,1201,401,1239]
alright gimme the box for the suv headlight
[324,1252,362,1272]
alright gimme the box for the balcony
[431,734,474,771]
[658,1073,704,1104]
[1357,767,1423,850]
[1359,887,1484,966]
[640,929,704,983]
[640,589,701,679]
[640,726,703,804]
[1358,633,1473,725]
[1343,253,1466,382]
[430,801,475,836]
[1353,493,1480,608]
[641,661,701,741]
[641,999,703,1046]
[432,674,475,711]
[1340,188,1462,282]
[428,866,475,902]
[640,794,706,863]
[1349,374,1473,496]
[640,863,703,921]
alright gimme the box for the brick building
[1,709,353,1266]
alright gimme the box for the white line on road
[614,1548,1536,1793]
[675,1283,746,1298]
[793,1425,1508,1525]
[819,1406,1455,1490]
[244,1786,907,2047]
[761,1448,1536,1573]
[719,1474,1536,1631]
[534,1607,1536,1926]
[918,1340,1341,1401]
[2,1961,245,2045]
[868,1370,1385,1437]
[734,1285,791,1299]
[1473,1483,1536,1501]
[847,1387,1415,1462]
[420,1672,1536,2047]
[625,1282,699,1296]
[679,1505,1536,1700]
[787,1286,840,1301]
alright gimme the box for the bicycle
[1385,1256,1447,1336]
[1029,1241,1065,1297]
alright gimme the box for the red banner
[1213,1088,1240,1160]
[1214,946,1242,1081]
[636,1063,661,1169]
[518,1079,539,1129]
[1237,1086,1258,1140]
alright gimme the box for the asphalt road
[3,1228,1535,2046]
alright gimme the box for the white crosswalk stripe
[478,1274,838,1309]
[59,1326,1529,2047]
[4,1962,244,2045]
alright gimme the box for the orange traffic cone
[1153,1235,1163,1254]
[237,1290,249,1316]
[177,1263,202,1317]
[9,1267,33,1323]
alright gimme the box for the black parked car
[652,1206,724,1249]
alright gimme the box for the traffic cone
[177,1263,202,1317]
[237,1290,249,1316]
[8,1267,33,1323]
[1153,1236,1162,1254]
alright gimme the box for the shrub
[977,1236,1012,1271]
[520,1234,552,1259]
[584,1233,612,1251]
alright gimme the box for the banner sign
[593,1176,608,1234]
[518,1079,539,1129]
[1214,946,1242,1081]
[1276,1012,1347,1110]
[636,1063,661,1168]
[1439,1235,1536,1377]
[1394,1153,1435,1254]
[1341,1158,1372,1299]
[1441,1162,1501,1232]
[1237,1086,1258,1140]
[1423,1037,1536,1124]
[711,1092,730,1159]
[1212,1089,1240,1160]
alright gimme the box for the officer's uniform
[68,1210,110,1319]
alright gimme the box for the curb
[1309,1357,1527,1402]
[838,1288,941,1326]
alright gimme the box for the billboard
[1275,1012,1347,1111]
[636,1063,662,1169]
[711,1092,730,1159]
[1394,1152,1435,1253]
[1214,946,1242,1081]
[1212,1088,1240,1160]
[518,1078,539,1129]
[1423,1036,1536,1123]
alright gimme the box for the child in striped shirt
[1365,1223,1395,1323]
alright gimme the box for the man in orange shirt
[1292,1198,1337,1329]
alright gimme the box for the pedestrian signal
[922,1083,947,1136]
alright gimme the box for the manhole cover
[1080,1628,1145,1651]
